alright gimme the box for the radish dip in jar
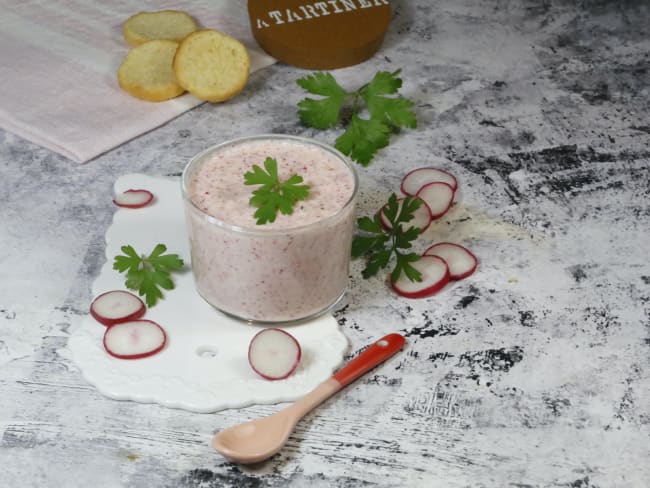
[182,135,358,323]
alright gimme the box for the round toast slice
[118,40,185,102]
[123,10,198,46]
[173,29,250,103]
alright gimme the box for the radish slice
[248,328,302,380]
[401,167,458,195]
[90,290,146,326]
[416,182,455,219]
[103,320,167,360]
[379,197,433,232]
[391,255,450,298]
[113,189,154,208]
[424,242,478,280]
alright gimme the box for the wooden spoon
[212,333,406,464]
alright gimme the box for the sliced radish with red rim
[416,182,455,219]
[113,189,154,208]
[424,242,478,280]
[90,290,146,326]
[401,167,458,195]
[392,255,450,298]
[248,328,302,380]
[103,320,167,360]
[379,197,433,232]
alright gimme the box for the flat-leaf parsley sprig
[296,70,417,166]
[352,194,423,283]
[244,157,310,225]
[113,244,184,307]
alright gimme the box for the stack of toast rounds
[117,10,250,103]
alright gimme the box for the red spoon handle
[332,333,406,387]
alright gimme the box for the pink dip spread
[183,136,357,322]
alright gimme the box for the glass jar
[181,134,358,323]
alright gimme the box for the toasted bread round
[123,10,197,46]
[117,40,185,102]
[173,29,250,103]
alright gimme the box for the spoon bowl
[213,378,337,463]
[212,333,405,464]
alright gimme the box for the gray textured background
[1,1,649,486]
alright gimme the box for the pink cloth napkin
[0,1,275,163]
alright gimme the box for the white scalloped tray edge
[66,174,348,413]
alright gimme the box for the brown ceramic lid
[248,0,392,69]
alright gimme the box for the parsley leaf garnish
[296,72,347,129]
[352,194,423,283]
[297,69,416,166]
[113,244,184,307]
[335,115,391,166]
[244,157,310,225]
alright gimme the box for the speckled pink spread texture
[183,138,357,322]
[188,139,354,230]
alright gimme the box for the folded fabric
[0,1,275,163]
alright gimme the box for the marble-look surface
[1,1,649,486]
